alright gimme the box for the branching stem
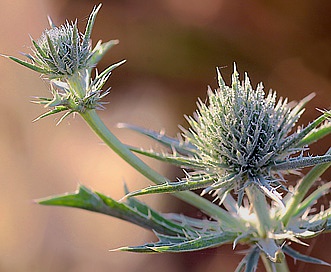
[80,109,242,229]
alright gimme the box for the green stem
[246,185,271,238]
[282,147,331,226]
[261,253,290,272]
[80,109,242,229]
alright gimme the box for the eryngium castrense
[124,64,331,206]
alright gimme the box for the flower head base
[122,64,331,206]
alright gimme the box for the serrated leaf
[283,245,331,266]
[272,155,331,171]
[117,123,197,156]
[37,185,194,236]
[124,176,215,198]
[117,231,237,253]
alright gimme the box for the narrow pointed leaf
[37,185,193,236]
[31,38,48,59]
[7,56,49,74]
[281,114,328,152]
[117,231,236,253]
[292,182,331,218]
[272,155,331,171]
[235,246,260,272]
[124,145,210,169]
[117,123,197,156]
[124,177,215,199]
[88,39,119,68]
[298,121,331,147]
[32,107,68,122]
[282,148,331,226]
[283,246,331,266]
[82,4,102,50]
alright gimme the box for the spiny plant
[5,4,331,272]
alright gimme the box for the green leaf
[37,185,194,236]
[32,107,69,122]
[282,148,331,226]
[7,56,50,74]
[298,121,331,147]
[88,40,120,68]
[292,182,331,218]
[281,113,328,152]
[283,245,331,266]
[123,146,206,169]
[117,123,197,156]
[272,154,331,171]
[91,59,126,90]
[82,4,102,50]
[124,175,215,198]
[116,231,237,253]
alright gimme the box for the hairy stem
[80,109,242,229]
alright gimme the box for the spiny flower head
[123,64,331,206]
[184,64,304,202]
[5,4,125,122]
[6,4,118,80]
[33,19,91,77]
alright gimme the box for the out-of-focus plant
[5,4,331,272]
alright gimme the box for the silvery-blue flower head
[182,64,331,204]
[127,64,331,206]
[7,4,116,80]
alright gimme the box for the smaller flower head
[7,4,117,79]
[33,19,91,77]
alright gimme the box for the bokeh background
[1,0,331,271]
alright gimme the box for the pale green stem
[80,109,242,229]
[282,147,331,226]
[246,185,271,238]
[261,253,290,272]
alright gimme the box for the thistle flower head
[4,4,125,122]
[123,64,331,206]
[33,19,91,77]
[184,65,303,200]
[182,64,330,204]
[6,4,119,80]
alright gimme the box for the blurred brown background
[1,0,331,271]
